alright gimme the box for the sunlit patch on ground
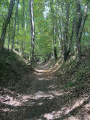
[37,75,55,81]
[0,88,22,107]
[27,91,54,100]
[0,108,16,112]
[0,94,22,106]
[64,116,79,120]
[65,97,88,114]
[38,77,46,81]
[42,97,89,120]
[44,113,54,119]
[48,90,64,96]
[48,85,57,89]
[87,115,90,119]
[85,102,90,111]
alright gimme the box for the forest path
[0,63,90,120]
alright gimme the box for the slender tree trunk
[22,0,25,28]
[8,23,11,50]
[56,2,61,56]
[17,0,19,34]
[29,0,35,65]
[68,17,75,53]
[54,26,58,59]
[76,5,88,60]
[0,0,15,53]
[50,0,58,60]
[63,1,70,61]
[60,2,64,57]
[21,0,25,56]
[75,0,82,60]
[11,0,19,51]
[25,12,27,34]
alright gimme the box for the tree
[50,0,58,59]
[29,0,35,65]
[11,0,19,51]
[0,0,15,53]
[75,0,88,60]
[63,1,70,61]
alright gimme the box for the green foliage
[0,0,90,61]
[65,81,76,88]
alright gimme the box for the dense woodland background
[0,0,90,62]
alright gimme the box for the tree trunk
[54,26,58,59]
[29,0,35,65]
[50,0,58,60]
[11,0,19,51]
[63,1,70,61]
[0,0,15,53]
[8,23,11,50]
[22,0,25,28]
[17,0,19,34]
[21,0,25,56]
[68,17,75,53]
[76,5,88,60]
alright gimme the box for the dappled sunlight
[44,110,64,119]
[64,116,79,120]
[23,91,54,100]
[34,68,51,73]
[34,71,44,75]
[42,97,89,120]
[0,88,22,107]
[37,76,54,81]
[64,97,88,114]
[37,77,50,81]
[85,102,90,111]
[66,56,76,65]
[1,88,67,109]
[50,62,62,73]
[40,60,51,68]
[34,60,63,74]
[0,88,54,108]
[0,87,72,113]
[0,108,17,113]
[87,115,90,119]
[38,77,46,81]
[0,94,22,106]
[48,85,57,89]
[48,90,71,97]
[49,90,64,96]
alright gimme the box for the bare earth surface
[0,62,90,120]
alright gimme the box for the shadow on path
[0,63,90,120]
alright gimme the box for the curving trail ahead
[0,62,90,120]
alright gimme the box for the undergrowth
[57,47,90,91]
[0,48,29,86]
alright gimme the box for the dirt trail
[0,64,90,120]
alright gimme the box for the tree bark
[68,17,75,53]
[8,23,11,50]
[76,5,88,60]
[50,0,58,60]
[21,0,25,56]
[29,0,35,65]
[63,1,70,61]
[54,26,58,59]
[11,0,19,51]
